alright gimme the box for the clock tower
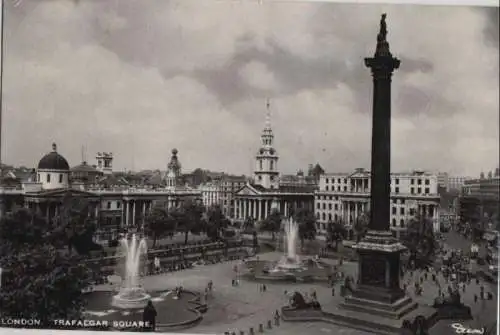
[253,100,279,189]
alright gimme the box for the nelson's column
[338,14,436,331]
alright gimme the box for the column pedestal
[335,230,438,330]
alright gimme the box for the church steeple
[261,99,274,147]
[254,99,279,189]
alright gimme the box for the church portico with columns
[233,183,314,222]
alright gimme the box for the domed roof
[71,161,99,173]
[37,143,70,171]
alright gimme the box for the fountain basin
[111,287,152,309]
[84,289,205,331]
[243,258,333,282]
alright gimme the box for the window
[400,207,405,215]
[338,178,341,183]
[411,188,414,195]
[411,179,414,185]
[337,186,341,191]
[59,174,63,183]
[425,179,430,185]
[326,178,329,184]
[392,207,396,215]
[328,203,332,210]
[410,208,415,216]
[392,219,396,226]
[334,214,338,221]
[417,179,422,185]
[418,187,422,193]
[117,202,121,209]
[258,176,262,181]
[328,214,332,221]
[334,204,338,210]
[343,186,347,191]
[400,219,404,226]
[395,178,399,185]
[47,174,51,183]
[395,187,399,194]
[316,212,320,219]
[425,188,430,194]
[326,186,329,191]
[317,203,320,209]
[270,161,274,171]
[322,213,326,221]
[401,199,405,205]
[322,203,326,210]
[107,202,111,209]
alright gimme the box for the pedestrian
[143,300,157,332]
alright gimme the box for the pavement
[91,232,498,335]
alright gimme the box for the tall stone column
[264,200,268,218]
[365,20,400,231]
[346,15,412,313]
[243,200,247,220]
[142,201,146,225]
[121,201,125,227]
[125,201,129,226]
[132,201,136,226]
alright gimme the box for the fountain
[244,218,332,282]
[270,218,305,272]
[111,234,151,309]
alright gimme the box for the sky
[1,0,498,177]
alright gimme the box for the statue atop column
[377,13,387,42]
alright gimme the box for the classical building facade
[233,107,315,223]
[0,144,201,242]
[315,168,441,232]
[459,169,499,230]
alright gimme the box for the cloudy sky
[2,0,498,177]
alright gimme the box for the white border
[281,0,499,7]
[0,0,497,335]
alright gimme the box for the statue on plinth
[377,13,387,42]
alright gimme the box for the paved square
[96,251,497,335]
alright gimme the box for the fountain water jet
[270,218,305,272]
[111,234,151,309]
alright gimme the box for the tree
[326,220,347,251]
[144,206,177,248]
[174,200,205,244]
[259,209,282,241]
[53,192,102,255]
[204,205,230,241]
[0,208,93,326]
[294,208,316,248]
[402,214,437,269]
[353,211,369,242]
[242,216,256,233]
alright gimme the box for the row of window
[323,177,432,186]
[320,186,432,194]
[316,204,411,216]
[315,212,408,227]
[38,173,64,183]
